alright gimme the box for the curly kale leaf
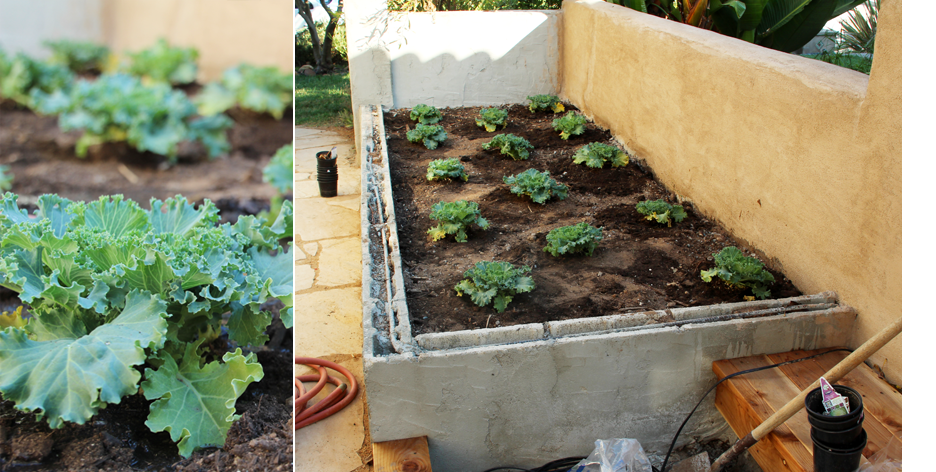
[426,158,468,182]
[476,107,508,132]
[527,94,565,113]
[572,142,629,168]
[406,123,447,150]
[410,103,442,124]
[700,246,775,299]
[0,53,74,108]
[455,261,535,313]
[427,200,489,243]
[195,64,293,119]
[503,169,568,204]
[544,222,603,257]
[552,111,588,140]
[482,133,533,161]
[263,143,294,194]
[43,39,110,73]
[636,199,687,227]
[122,38,198,85]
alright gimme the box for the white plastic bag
[570,438,653,472]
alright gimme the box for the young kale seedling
[123,38,199,85]
[410,103,442,124]
[636,199,687,227]
[43,39,110,73]
[427,200,490,242]
[572,142,629,168]
[482,133,534,160]
[543,222,603,257]
[552,111,588,140]
[455,261,535,313]
[700,246,776,299]
[527,94,565,113]
[427,158,468,182]
[406,123,447,149]
[476,107,508,132]
[503,169,568,204]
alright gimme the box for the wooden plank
[767,349,902,461]
[373,436,433,472]
[713,357,810,472]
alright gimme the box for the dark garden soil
[0,100,294,471]
[384,104,801,335]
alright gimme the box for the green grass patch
[295,71,353,127]
[802,53,873,74]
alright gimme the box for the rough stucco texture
[561,0,901,384]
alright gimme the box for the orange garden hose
[294,357,359,429]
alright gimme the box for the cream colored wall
[561,0,901,384]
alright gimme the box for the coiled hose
[294,357,359,429]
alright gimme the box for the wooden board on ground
[713,348,902,472]
[374,436,433,472]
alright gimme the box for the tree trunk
[295,0,335,74]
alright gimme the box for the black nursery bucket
[811,428,867,472]
[316,148,338,197]
[805,385,864,428]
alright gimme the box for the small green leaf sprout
[572,142,629,168]
[427,200,490,242]
[455,260,535,313]
[482,133,534,160]
[503,169,568,204]
[476,107,508,132]
[552,111,588,140]
[543,222,604,257]
[426,158,468,182]
[635,199,687,227]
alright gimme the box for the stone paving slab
[295,196,361,241]
[294,289,364,357]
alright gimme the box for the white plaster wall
[0,0,104,58]
[385,11,561,108]
[364,308,856,472]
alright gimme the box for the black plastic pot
[318,179,338,198]
[317,149,337,168]
[809,409,864,432]
[811,421,864,448]
[812,428,867,472]
[805,385,864,427]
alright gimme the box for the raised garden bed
[382,103,801,334]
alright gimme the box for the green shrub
[552,111,588,140]
[43,39,110,73]
[700,246,775,299]
[527,94,564,113]
[455,261,535,313]
[410,103,442,124]
[636,199,687,227]
[572,142,629,168]
[427,200,489,242]
[122,38,198,85]
[543,222,603,257]
[503,169,568,204]
[406,123,447,149]
[476,107,508,132]
[482,133,533,160]
[427,158,468,182]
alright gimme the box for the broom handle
[709,316,902,472]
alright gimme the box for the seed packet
[819,377,850,416]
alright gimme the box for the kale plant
[503,169,568,204]
[0,192,293,457]
[406,123,447,150]
[33,74,232,161]
[426,158,468,182]
[482,133,534,161]
[572,142,629,168]
[552,111,588,140]
[427,200,489,243]
[700,246,775,299]
[409,103,442,124]
[476,107,508,132]
[455,261,535,313]
[123,38,198,85]
[636,199,687,227]
[43,39,110,73]
[261,143,295,236]
[527,94,565,113]
[195,64,293,119]
[0,53,74,108]
[0,165,11,192]
[543,222,603,257]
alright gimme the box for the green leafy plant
[0,52,74,108]
[122,38,199,85]
[552,111,588,140]
[454,261,535,313]
[0,192,293,457]
[33,73,232,161]
[482,133,534,160]
[572,142,629,168]
[700,246,775,299]
[43,39,110,73]
[406,123,448,149]
[636,199,687,227]
[503,169,568,204]
[527,94,565,113]
[838,0,878,54]
[409,103,443,124]
[476,107,508,132]
[427,200,489,242]
[426,158,469,182]
[0,165,12,192]
[0,306,26,330]
[195,64,293,119]
[544,222,603,257]
[260,143,295,238]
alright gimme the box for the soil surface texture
[384,104,801,335]
[0,99,293,471]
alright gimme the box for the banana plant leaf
[609,0,648,12]
[832,0,870,18]
[760,0,838,52]
[756,0,814,38]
